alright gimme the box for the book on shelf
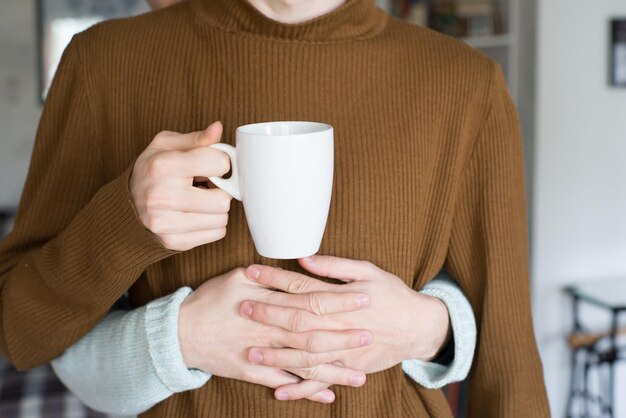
[456,2,494,16]
[456,0,498,36]
[391,0,504,39]
[407,3,429,27]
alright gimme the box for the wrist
[144,287,210,392]
[407,293,451,361]
[178,292,200,370]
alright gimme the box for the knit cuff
[90,164,178,276]
[145,287,212,392]
[402,276,477,389]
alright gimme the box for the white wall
[534,1,626,416]
[0,0,41,208]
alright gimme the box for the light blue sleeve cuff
[52,287,210,415]
[401,272,477,389]
[145,287,211,392]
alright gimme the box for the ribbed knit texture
[0,0,549,416]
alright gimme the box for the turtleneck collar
[191,0,388,42]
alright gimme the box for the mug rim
[237,121,332,137]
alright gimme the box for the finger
[150,121,222,151]
[158,228,227,251]
[298,255,380,282]
[150,187,231,213]
[242,365,300,387]
[306,388,336,404]
[287,364,366,388]
[146,211,228,234]
[246,264,340,293]
[275,329,372,353]
[274,379,334,402]
[168,147,230,178]
[241,301,343,332]
[161,147,230,179]
[242,366,333,404]
[267,291,370,315]
[248,347,337,369]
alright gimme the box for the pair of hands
[178,256,450,403]
[129,123,451,403]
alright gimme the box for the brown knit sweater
[0,0,549,416]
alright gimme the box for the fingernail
[247,266,261,280]
[206,121,218,132]
[249,349,263,364]
[360,333,372,346]
[241,301,253,317]
[349,373,366,387]
[321,390,335,402]
[357,294,370,307]
[275,390,289,400]
[302,256,315,263]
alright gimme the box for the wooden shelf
[462,34,513,49]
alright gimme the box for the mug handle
[208,143,242,201]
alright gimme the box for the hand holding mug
[130,120,334,257]
[129,121,233,251]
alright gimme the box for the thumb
[194,121,223,147]
[150,121,223,151]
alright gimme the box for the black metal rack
[564,282,626,418]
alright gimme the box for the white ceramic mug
[209,121,334,259]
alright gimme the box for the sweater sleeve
[402,272,476,389]
[51,288,210,415]
[0,33,176,370]
[444,63,550,417]
[51,276,473,416]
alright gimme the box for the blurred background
[0,0,625,417]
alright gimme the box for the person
[44,4,478,415]
[0,0,550,417]
[51,269,475,414]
